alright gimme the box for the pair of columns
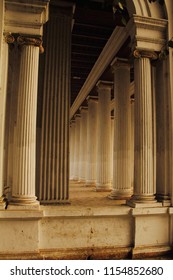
[109,51,170,206]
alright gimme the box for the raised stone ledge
[0,210,43,220]
[41,205,131,218]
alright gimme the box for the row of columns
[70,58,133,197]
[70,52,172,207]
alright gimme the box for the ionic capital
[86,95,98,104]
[96,80,113,91]
[4,33,44,53]
[111,57,130,71]
[17,36,44,53]
[133,49,158,60]
[4,33,15,44]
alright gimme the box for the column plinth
[127,50,161,208]
[109,58,132,201]
[96,81,112,192]
[9,37,41,208]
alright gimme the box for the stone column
[110,115,114,186]
[69,120,76,180]
[109,58,132,200]
[86,96,98,187]
[73,114,81,181]
[39,9,72,204]
[169,48,173,207]
[156,59,171,206]
[0,32,9,209]
[128,50,161,207]
[96,81,112,191]
[9,36,42,208]
[131,98,135,192]
[79,107,88,182]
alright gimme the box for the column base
[8,195,40,209]
[78,180,86,184]
[127,195,162,208]
[96,184,112,192]
[40,200,70,205]
[0,196,6,209]
[108,189,132,200]
[156,194,171,207]
[85,181,96,188]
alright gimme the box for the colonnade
[0,0,172,210]
[70,49,172,207]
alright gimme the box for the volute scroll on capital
[4,33,44,53]
[133,49,158,61]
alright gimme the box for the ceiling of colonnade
[50,0,132,107]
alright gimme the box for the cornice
[127,15,168,52]
[4,0,49,36]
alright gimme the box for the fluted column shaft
[156,59,171,206]
[39,12,72,203]
[79,107,88,182]
[10,38,41,207]
[69,121,76,180]
[86,97,98,186]
[110,115,114,186]
[131,99,135,192]
[73,115,81,181]
[109,59,132,199]
[96,81,112,191]
[0,33,9,209]
[128,50,159,206]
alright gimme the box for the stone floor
[69,181,126,207]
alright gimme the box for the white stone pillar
[109,58,132,200]
[86,96,98,187]
[73,114,81,181]
[156,59,171,206]
[9,36,42,208]
[69,120,76,180]
[128,50,161,207]
[96,81,112,191]
[39,9,72,203]
[79,107,88,182]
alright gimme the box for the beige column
[110,115,114,186]
[73,114,81,181]
[169,47,173,207]
[128,50,161,207]
[0,30,9,208]
[109,58,132,200]
[86,96,98,187]
[69,120,76,180]
[9,36,42,208]
[96,81,112,191]
[79,107,88,182]
[131,98,135,192]
[39,10,72,204]
[156,58,171,206]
